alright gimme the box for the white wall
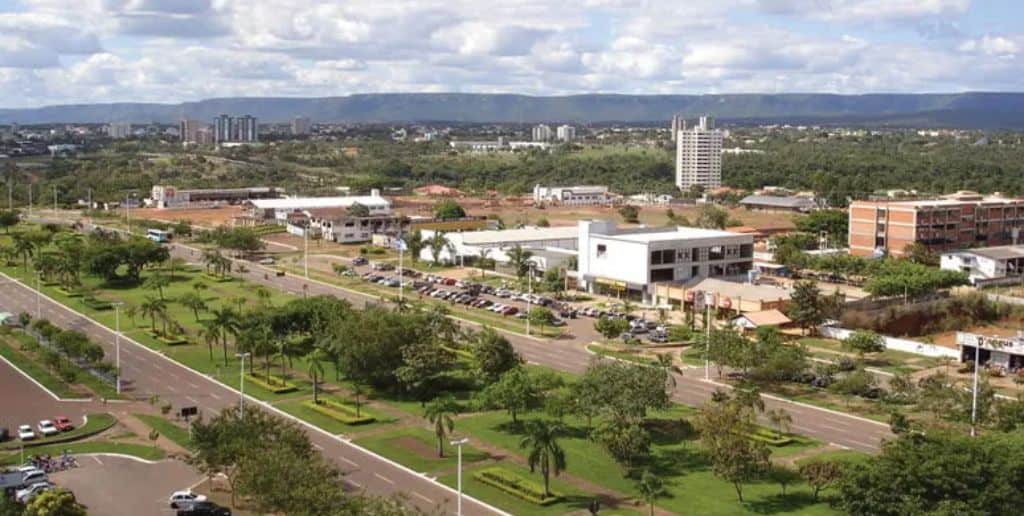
[818,325,959,359]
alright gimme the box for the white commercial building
[247,189,391,222]
[577,220,754,303]
[957,331,1024,370]
[291,117,311,136]
[532,185,613,206]
[532,124,553,142]
[213,114,258,143]
[941,245,1024,286]
[556,125,576,142]
[418,226,579,268]
[675,115,723,190]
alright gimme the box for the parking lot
[0,357,97,439]
[52,455,201,515]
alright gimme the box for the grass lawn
[794,449,871,468]
[799,338,946,375]
[457,409,837,516]
[354,427,491,474]
[587,343,660,366]
[134,413,193,450]
[0,332,85,399]
[0,441,166,465]
[438,461,613,516]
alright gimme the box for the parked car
[258,257,275,265]
[351,257,368,266]
[501,307,519,316]
[37,420,58,437]
[20,469,47,487]
[442,278,457,286]
[17,425,35,441]
[550,318,567,327]
[169,490,208,509]
[177,501,232,516]
[15,482,51,503]
[0,427,9,442]
[648,332,669,343]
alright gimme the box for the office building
[151,185,283,209]
[957,331,1024,370]
[246,189,391,221]
[213,114,259,143]
[179,119,207,144]
[533,185,613,206]
[417,226,579,268]
[291,117,311,136]
[848,191,1024,257]
[577,220,754,303]
[107,122,132,139]
[739,195,818,213]
[556,124,576,142]
[675,115,723,190]
[532,124,553,142]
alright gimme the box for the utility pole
[304,226,309,279]
[704,291,713,381]
[450,438,469,515]
[27,184,31,217]
[114,303,123,394]
[970,342,981,437]
[236,352,250,413]
[526,263,534,335]
[52,185,57,212]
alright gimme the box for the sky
[0,0,1022,108]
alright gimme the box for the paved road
[0,278,496,516]
[166,242,892,453]
[0,357,98,437]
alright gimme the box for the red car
[52,417,74,432]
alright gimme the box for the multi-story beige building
[848,192,1024,257]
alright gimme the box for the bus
[146,228,172,243]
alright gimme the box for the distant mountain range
[3,92,1024,129]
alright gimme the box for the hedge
[474,467,562,506]
[302,399,375,425]
[150,333,189,346]
[200,273,234,283]
[748,427,794,446]
[246,373,298,394]
[81,298,113,310]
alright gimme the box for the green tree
[396,336,456,405]
[793,209,847,244]
[433,199,466,220]
[591,419,651,470]
[424,395,459,458]
[306,347,328,404]
[695,399,771,502]
[618,205,640,223]
[767,408,793,438]
[207,305,241,366]
[24,488,87,516]
[520,419,567,498]
[842,330,885,358]
[472,327,522,381]
[695,204,730,229]
[427,232,451,264]
[0,209,19,234]
[528,306,556,334]
[787,280,825,335]
[506,244,534,279]
[139,296,167,333]
[902,242,939,266]
[637,469,666,516]
[405,229,425,264]
[799,460,843,502]
[347,202,371,217]
[144,272,171,300]
[594,316,630,339]
[479,367,540,424]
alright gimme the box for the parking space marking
[92,456,103,466]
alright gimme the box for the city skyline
[0,0,1022,108]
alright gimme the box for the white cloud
[0,0,1022,107]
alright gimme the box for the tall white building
[532,124,553,142]
[213,114,259,143]
[556,124,576,142]
[291,117,311,136]
[107,122,132,139]
[675,115,723,191]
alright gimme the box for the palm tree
[12,233,35,270]
[166,257,188,281]
[192,281,209,295]
[201,249,220,275]
[424,396,459,458]
[478,248,493,278]
[507,244,533,279]
[405,229,424,264]
[254,286,272,307]
[637,469,665,516]
[656,353,678,389]
[519,419,567,498]
[139,296,167,333]
[144,272,170,300]
[306,348,329,404]
[208,306,241,366]
[427,232,449,265]
[123,304,138,328]
[179,292,208,321]
[767,408,793,438]
[199,322,219,362]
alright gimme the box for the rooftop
[739,195,816,208]
[453,226,579,246]
[949,245,1024,261]
[668,277,792,302]
[248,195,390,210]
[853,191,1023,208]
[595,226,748,243]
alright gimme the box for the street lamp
[704,291,714,381]
[526,262,536,335]
[112,302,124,395]
[970,342,981,437]
[450,437,469,516]
[236,352,250,413]
[34,273,41,320]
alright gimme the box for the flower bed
[474,466,562,506]
[149,332,189,346]
[200,273,234,283]
[748,427,794,446]
[81,297,113,310]
[302,398,375,425]
[245,373,298,394]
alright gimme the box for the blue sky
[0,0,1021,108]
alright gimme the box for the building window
[709,246,724,261]
[650,268,674,282]
[740,244,753,258]
[597,244,607,258]
[650,250,675,265]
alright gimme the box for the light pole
[450,437,469,516]
[303,225,309,279]
[125,193,131,233]
[970,342,981,437]
[113,302,124,395]
[525,262,535,335]
[52,185,57,212]
[236,352,250,413]
[34,273,41,320]
[704,291,713,381]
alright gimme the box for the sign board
[180,406,198,418]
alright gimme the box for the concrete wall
[818,325,959,359]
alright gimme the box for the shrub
[246,373,298,394]
[302,399,375,425]
[161,403,172,415]
[474,467,562,505]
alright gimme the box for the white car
[37,420,58,437]
[21,470,47,486]
[16,482,51,503]
[169,490,207,509]
[17,425,35,441]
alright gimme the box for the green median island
[473,466,563,506]
[748,426,795,446]
[150,331,189,346]
[302,397,376,425]
[246,373,298,394]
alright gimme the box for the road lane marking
[92,456,103,466]
[374,473,395,485]
[340,457,359,467]
[412,491,433,504]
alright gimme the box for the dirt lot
[132,205,244,228]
